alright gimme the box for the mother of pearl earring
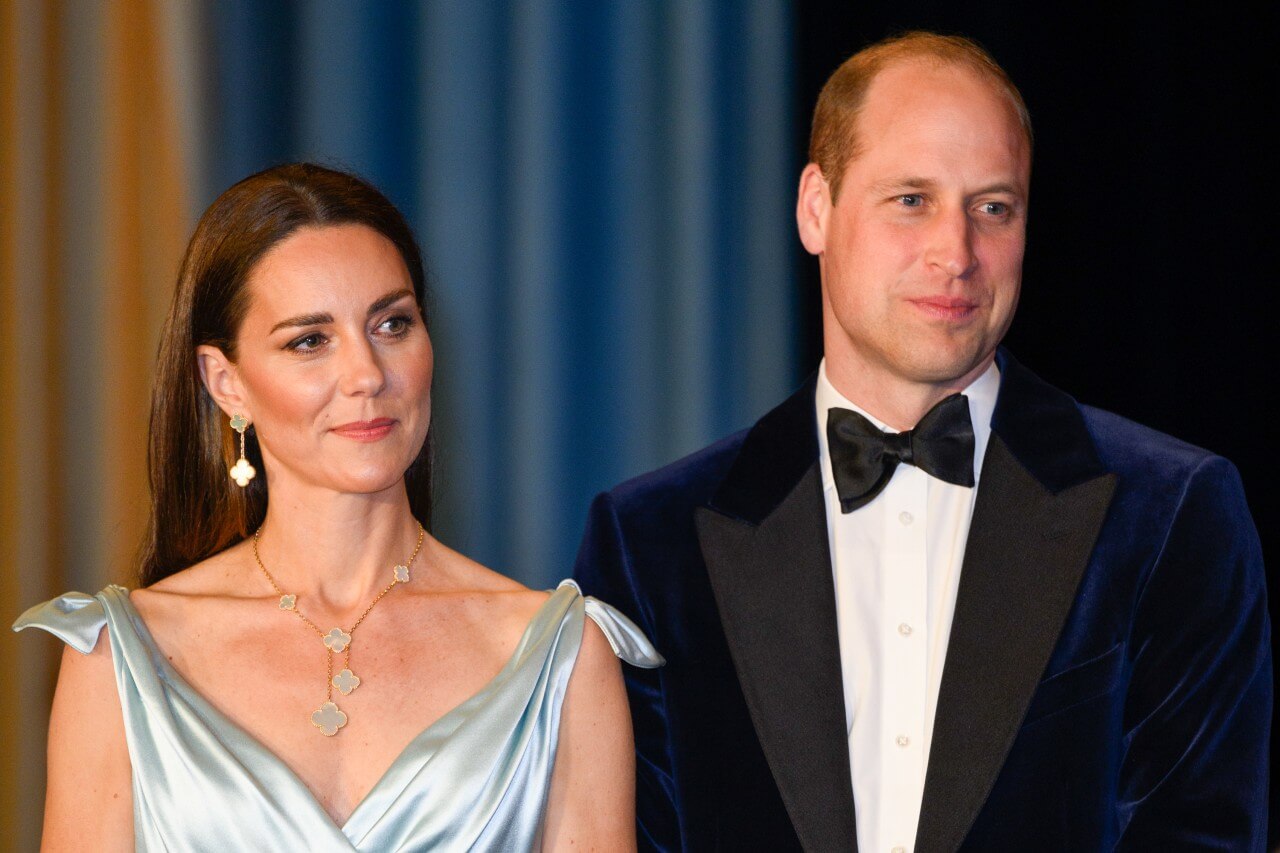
[229,413,257,487]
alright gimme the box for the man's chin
[893,346,996,389]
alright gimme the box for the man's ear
[196,345,249,421]
[796,162,832,256]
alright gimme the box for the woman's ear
[196,345,249,420]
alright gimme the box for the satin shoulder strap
[13,589,112,655]
[555,579,665,669]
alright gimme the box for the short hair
[809,31,1033,202]
[139,163,433,586]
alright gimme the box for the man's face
[800,61,1031,394]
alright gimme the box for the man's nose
[924,207,978,279]
[340,338,387,397]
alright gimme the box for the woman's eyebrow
[270,312,331,334]
[268,290,415,335]
[367,289,415,316]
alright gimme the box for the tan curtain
[0,0,193,846]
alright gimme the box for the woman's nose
[340,339,387,397]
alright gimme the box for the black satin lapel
[915,436,1116,853]
[696,465,857,853]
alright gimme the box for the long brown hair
[139,163,433,587]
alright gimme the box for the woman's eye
[378,314,414,336]
[287,332,326,352]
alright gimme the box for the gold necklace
[253,522,426,736]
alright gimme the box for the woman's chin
[264,466,410,498]
[332,469,411,496]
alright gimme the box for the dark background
[793,2,1278,839]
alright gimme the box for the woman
[15,163,661,851]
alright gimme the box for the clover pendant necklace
[253,522,426,736]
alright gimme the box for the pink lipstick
[331,418,396,442]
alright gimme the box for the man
[574,31,1270,853]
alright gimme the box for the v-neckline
[108,584,567,836]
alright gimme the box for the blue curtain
[198,0,797,587]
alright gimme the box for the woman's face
[211,223,432,498]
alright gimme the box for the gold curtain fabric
[1,1,192,847]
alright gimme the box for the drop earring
[229,413,257,487]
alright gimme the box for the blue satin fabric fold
[15,579,662,851]
[13,591,105,653]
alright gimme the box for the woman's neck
[252,480,426,613]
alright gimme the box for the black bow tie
[826,394,976,513]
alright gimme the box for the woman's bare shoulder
[46,624,134,846]
[138,540,251,596]
[420,538,553,642]
[48,622,126,756]
[129,541,259,643]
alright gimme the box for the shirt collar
[815,358,1001,494]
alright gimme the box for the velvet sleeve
[1116,456,1271,850]
[573,491,679,853]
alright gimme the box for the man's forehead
[855,63,1029,156]
[862,59,1029,148]
[865,176,1025,196]
[865,60,1004,110]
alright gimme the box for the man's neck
[823,353,995,431]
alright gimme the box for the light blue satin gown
[14,579,663,852]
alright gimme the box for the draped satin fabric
[15,580,663,852]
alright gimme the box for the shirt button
[898,622,913,637]
[898,511,914,525]
[892,847,906,853]
[895,735,910,747]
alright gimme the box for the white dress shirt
[815,358,1000,853]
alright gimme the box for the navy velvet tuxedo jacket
[573,350,1270,852]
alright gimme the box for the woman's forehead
[244,224,412,320]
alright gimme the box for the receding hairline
[808,32,1033,202]
[860,55,1032,147]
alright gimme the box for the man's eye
[979,201,1009,216]
[897,194,924,207]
